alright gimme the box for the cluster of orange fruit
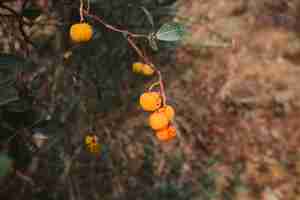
[139,92,176,141]
[70,22,93,43]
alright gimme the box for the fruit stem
[148,81,160,91]
[80,0,84,22]
[157,70,167,106]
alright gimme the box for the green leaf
[156,22,186,42]
[0,153,13,177]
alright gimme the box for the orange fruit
[139,92,162,111]
[132,62,144,73]
[85,135,101,153]
[158,105,175,121]
[132,63,155,76]
[141,64,155,76]
[149,112,169,130]
[70,23,93,43]
[156,126,176,141]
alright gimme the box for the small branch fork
[82,10,168,105]
[0,1,35,48]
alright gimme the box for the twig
[19,0,36,47]
[127,36,149,63]
[15,170,35,186]
[148,81,160,91]
[84,10,147,38]
[0,97,19,107]
[0,2,31,26]
[157,70,167,105]
[80,0,84,22]
[0,1,37,48]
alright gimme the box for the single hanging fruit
[139,92,162,111]
[70,23,93,43]
[132,62,144,73]
[141,64,155,76]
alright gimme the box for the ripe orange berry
[132,62,144,73]
[132,62,155,76]
[158,105,175,121]
[149,112,169,130]
[156,126,176,141]
[141,64,155,76]
[70,23,93,43]
[139,92,162,111]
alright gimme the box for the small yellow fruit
[132,62,144,73]
[139,92,162,112]
[70,23,93,43]
[156,126,176,141]
[149,112,169,130]
[158,105,175,121]
[85,135,101,153]
[132,62,155,76]
[141,64,155,76]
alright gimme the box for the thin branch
[127,36,149,63]
[0,2,32,26]
[15,170,35,186]
[0,3,19,15]
[157,70,167,105]
[19,0,36,47]
[84,10,147,38]
[0,97,19,107]
[0,1,36,47]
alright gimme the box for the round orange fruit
[149,112,169,130]
[141,64,155,76]
[139,92,162,111]
[70,23,93,43]
[132,62,144,73]
[156,126,176,141]
[158,105,175,121]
